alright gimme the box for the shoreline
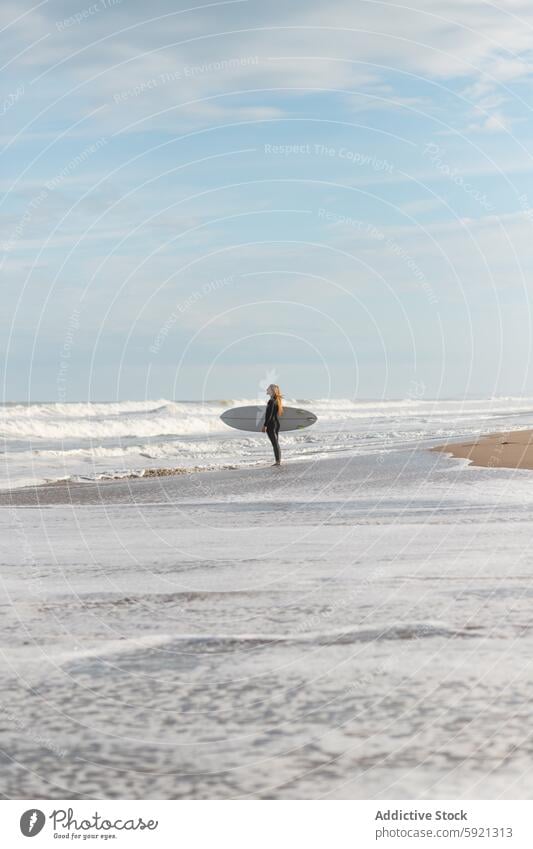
[5,425,533,505]
[0,459,286,507]
[433,427,533,470]
[0,463,247,502]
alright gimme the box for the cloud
[4,0,533,136]
[4,1,533,359]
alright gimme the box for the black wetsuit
[264,398,281,463]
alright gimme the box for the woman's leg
[266,426,281,463]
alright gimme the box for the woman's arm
[263,399,273,429]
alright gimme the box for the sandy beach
[7,0,533,823]
[3,397,533,799]
[434,428,533,471]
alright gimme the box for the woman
[262,384,283,466]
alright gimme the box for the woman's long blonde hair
[268,384,284,416]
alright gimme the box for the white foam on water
[2,439,533,798]
[2,396,533,489]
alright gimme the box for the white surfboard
[221,405,317,433]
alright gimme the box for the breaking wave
[2,396,533,489]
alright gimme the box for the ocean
[2,396,533,489]
[1,397,533,798]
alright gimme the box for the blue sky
[2,0,533,400]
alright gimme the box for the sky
[2,0,533,401]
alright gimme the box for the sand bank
[434,428,533,470]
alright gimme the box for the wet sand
[3,448,533,798]
[0,462,266,507]
[434,428,533,471]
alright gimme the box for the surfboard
[220,405,317,433]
